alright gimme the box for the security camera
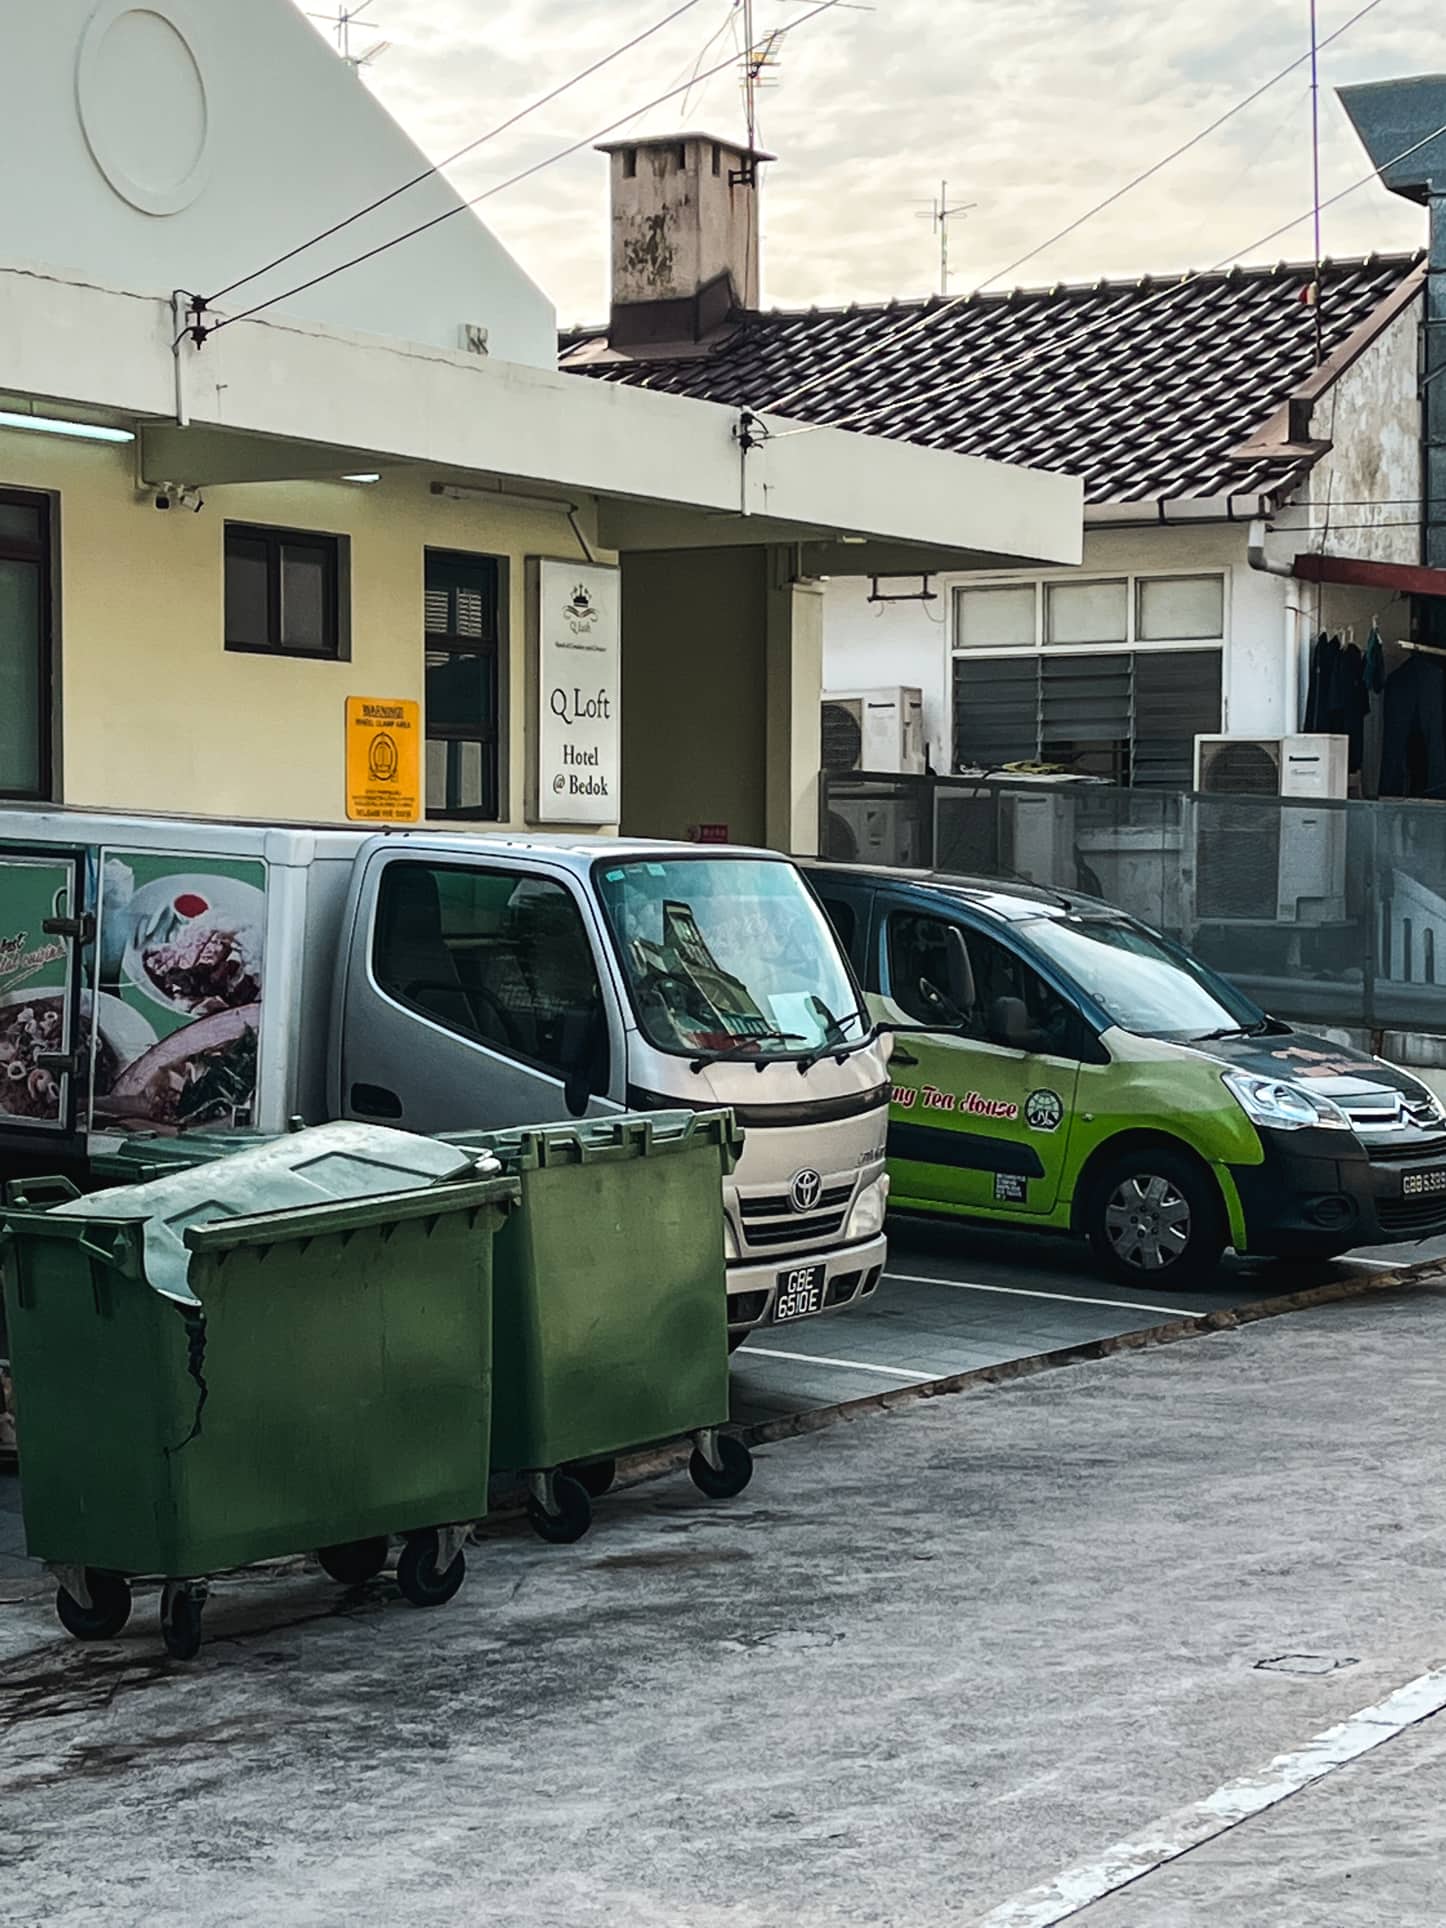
[155,491,172,511]
[152,484,204,513]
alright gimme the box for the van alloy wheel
[1104,1173,1192,1271]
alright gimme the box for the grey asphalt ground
[728,1213,1446,1423]
[7,1278,1446,1924]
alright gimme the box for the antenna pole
[1310,0,1324,364]
[743,0,757,156]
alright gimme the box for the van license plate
[773,1264,826,1322]
[1402,1167,1446,1198]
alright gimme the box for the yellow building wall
[0,427,607,827]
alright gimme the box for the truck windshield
[1022,915,1265,1041]
[594,857,867,1061]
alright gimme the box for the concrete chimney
[597,132,771,352]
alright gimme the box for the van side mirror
[944,927,976,1013]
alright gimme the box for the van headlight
[847,1175,890,1240]
[1222,1070,1350,1132]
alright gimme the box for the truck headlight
[723,1216,740,1261]
[847,1175,890,1240]
[1222,1070,1350,1133]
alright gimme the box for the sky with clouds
[305,0,1443,323]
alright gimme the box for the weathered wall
[1304,301,1423,566]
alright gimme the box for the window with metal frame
[373,860,608,1087]
[0,489,54,800]
[952,574,1224,789]
[224,523,347,659]
[425,550,503,820]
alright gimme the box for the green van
[803,864,1446,1285]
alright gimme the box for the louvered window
[952,574,1223,789]
[425,551,503,820]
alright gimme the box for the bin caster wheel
[689,1435,753,1500]
[396,1531,466,1607]
[55,1570,132,1642]
[317,1537,390,1587]
[526,1473,592,1545]
[568,1458,616,1500]
[160,1582,207,1662]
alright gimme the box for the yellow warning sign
[346,697,421,823]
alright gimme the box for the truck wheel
[55,1570,132,1642]
[727,1332,748,1355]
[689,1435,754,1500]
[1086,1146,1224,1287]
[526,1474,592,1545]
[317,1537,390,1587]
[396,1531,466,1607]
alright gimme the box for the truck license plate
[773,1264,826,1322]
[1402,1167,1446,1198]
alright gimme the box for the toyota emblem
[789,1168,823,1213]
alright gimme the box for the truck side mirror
[561,1006,606,1119]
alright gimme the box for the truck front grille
[738,1181,855,1252]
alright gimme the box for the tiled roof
[559,253,1424,504]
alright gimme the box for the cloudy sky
[305,0,1441,322]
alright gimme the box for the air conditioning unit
[821,687,925,776]
[1192,734,1348,923]
[1193,734,1348,799]
[823,795,924,869]
[1000,788,1078,888]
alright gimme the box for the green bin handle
[3,1173,83,1208]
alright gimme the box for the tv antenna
[307,1,390,70]
[917,180,976,295]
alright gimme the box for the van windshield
[594,857,867,1061]
[1022,914,1265,1040]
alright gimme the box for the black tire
[1085,1144,1225,1288]
[525,1473,592,1545]
[161,1589,204,1662]
[689,1435,754,1500]
[317,1537,390,1587]
[55,1570,132,1642]
[568,1459,616,1500]
[727,1332,749,1356]
[396,1531,466,1607]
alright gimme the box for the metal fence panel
[820,773,1446,1035]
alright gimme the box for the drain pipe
[1247,518,1308,729]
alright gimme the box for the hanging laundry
[1379,650,1446,799]
[1364,623,1386,697]
[1302,632,1371,772]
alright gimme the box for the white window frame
[951,567,1230,660]
[948,566,1232,780]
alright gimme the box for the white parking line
[975,1664,1446,1927]
[741,1345,938,1381]
[886,1273,1196,1319]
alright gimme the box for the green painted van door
[874,902,1083,1217]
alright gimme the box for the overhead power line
[197,0,845,341]
[787,121,1445,445]
[206,0,714,308]
[760,0,1387,417]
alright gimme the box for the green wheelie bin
[0,1173,518,1658]
[446,1109,749,1544]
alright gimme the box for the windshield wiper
[1194,1018,1278,1042]
[796,1001,870,1070]
[689,1031,806,1073]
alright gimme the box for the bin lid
[444,1108,739,1171]
[54,1122,496,1306]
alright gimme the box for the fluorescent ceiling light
[0,410,134,444]
[343,472,381,484]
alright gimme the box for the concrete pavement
[7,1279,1446,1923]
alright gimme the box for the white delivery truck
[0,813,892,1344]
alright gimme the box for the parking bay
[729,1214,1446,1424]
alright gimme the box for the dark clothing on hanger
[1303,632,1371,772]
[1379,650,1446,799]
